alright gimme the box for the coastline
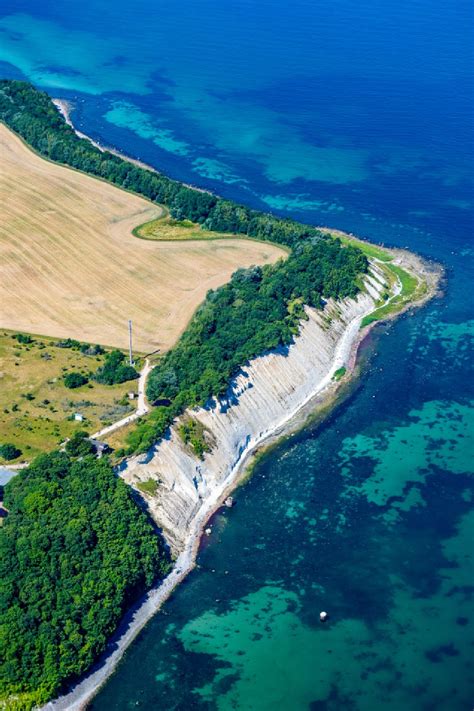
[52,99,160,173]
[45,246,440,710]
[46,299,376,710]
[29,99,443,708]
[52,99,212,194]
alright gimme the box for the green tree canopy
[0,452,169,708]
[94,350,138,385]
[64,430,94,458]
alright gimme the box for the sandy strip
[52,99,157,172]
[52,99,211,193]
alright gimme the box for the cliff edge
[121,265,386,554]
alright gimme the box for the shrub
[15,333,33,344]
[0,443,21,460]
[55,338,82,349]
[136,478,159,496]
[80,343,105,356]
[64,372,88,389]
[178,417,212,459]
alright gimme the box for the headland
[0,80,441,710]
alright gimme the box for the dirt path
[91,359,152,440]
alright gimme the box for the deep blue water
[1,1,473,709]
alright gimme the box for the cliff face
[121,269,385,554]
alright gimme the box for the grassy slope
[359,260,422,328]
[0,331,137,461]
[325,229,425,328]
[133,214,291,251]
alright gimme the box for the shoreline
[31,99,443,708]
[47,300,376,710]
[52,99,161,173]
[52,99,212,194]
[45,248,440,710]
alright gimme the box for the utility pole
[128,319,134,366]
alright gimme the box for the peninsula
[0,81,440,710]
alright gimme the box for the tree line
[0,80,324,247]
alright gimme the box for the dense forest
[0,452,169,708]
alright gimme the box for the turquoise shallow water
[89,314,474,710]
[0,1,473,708]
[0,0,472,237]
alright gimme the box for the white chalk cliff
[121,266,386,555]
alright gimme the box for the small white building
[74,413,84,422]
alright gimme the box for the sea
[0,1,473,709]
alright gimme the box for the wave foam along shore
[43,254,439,711]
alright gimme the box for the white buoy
[320,611,328,622]
[205,527,212,536]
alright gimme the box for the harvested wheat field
[0,124,285,352]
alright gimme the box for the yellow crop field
[0,124,285,353]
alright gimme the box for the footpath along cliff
[121,264,387,555]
